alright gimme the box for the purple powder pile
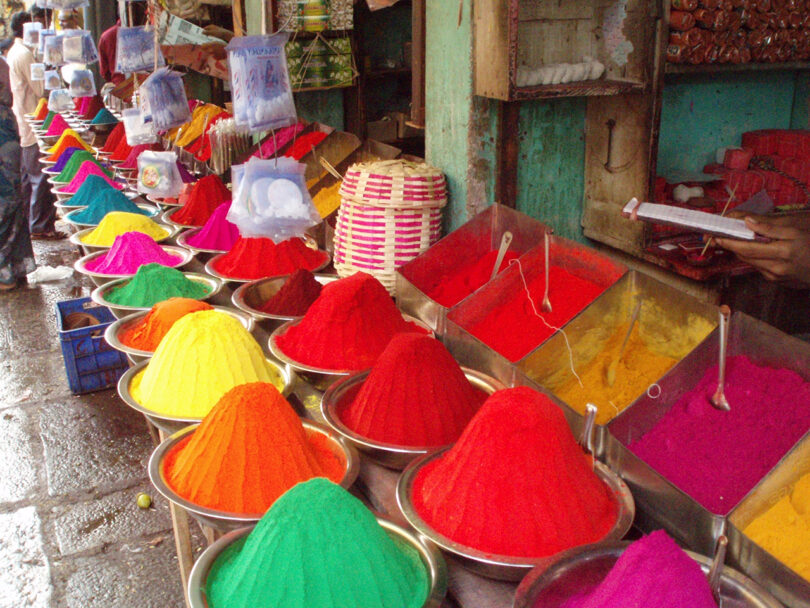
[629,355,810,514]
[558,530,717,608]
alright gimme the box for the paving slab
[0,406,42,505]
[0,507,51,608]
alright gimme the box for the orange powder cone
[119,297,214,352]
[163,382,345,514]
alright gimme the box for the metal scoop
[707,534,728,606]
[579,404,598,456]
[710,306,732,411]
[490,231,513,281]
[541,231,552,313]
[606,297,643,387]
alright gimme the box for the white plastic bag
[227,156,320,243]
[137,150,183,198]
[226,33,297,133]
[62,30,99,64]
[23,22,42,47]
[47,88,73,113]
[43,70,62,90]
[68,69,96,97]
[30,63,45,81]
[139,68,190,131]
[43,34,64,66]
[115,26,165,74]
[26,265,73,283]
[121,107,158,145]
[38,29,55,57]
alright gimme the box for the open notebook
[623,198,758,241]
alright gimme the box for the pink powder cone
[252,123,306,159]
[119,144,156,170]
[60,163,124,194]
[85,231,184,275]
[45,114,70,136]
[185,202,239,251]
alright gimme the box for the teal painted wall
[658,72,800,179]
[294,90,345,131]
[515,98,587,243]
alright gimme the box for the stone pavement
[0,237,202,608]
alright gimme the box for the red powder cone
[170,174,231,226]
[412,386,618,558]
[338,334,488,447]
[213,236,327,280]
[276,272,422,370]
[259,269,322,316]
[163,382,344,514]
[101,122,125,154]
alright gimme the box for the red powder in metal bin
[259,269,323,316]
[213,237,327,280]
[412,386,617,558]
[629,355,810,514]
[338,333,488,447]
[170,175,231,227]
[110,137,135,162]
[284,131,328,161]
[275,272,424,370]
[427,250,520,307]
[463,267,608,362]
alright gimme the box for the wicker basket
[339,160,447,209]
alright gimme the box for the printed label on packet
[140,165,162,189]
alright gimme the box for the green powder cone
[41,111,56,129]
[105,263,209,307]
[54,151,113,183]
[205,479,429,608]
[91,108,119,125]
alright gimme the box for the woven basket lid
[339,159,447,208]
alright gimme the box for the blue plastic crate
[56,297,129,395]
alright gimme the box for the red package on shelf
[723,148,754,170]
[741,130,779,155]
[777,131,800,158]
[703,163,728,175]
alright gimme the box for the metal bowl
[205,251,332,286]
[396,449,635,581]
[513,541,783,608]
[117,357,293,435]
[74,245,195,287]
[104,306,255,364]
[186,515,447,608]
[231,273,338,330]
[146,194,182,208]
[175,228,229,264]
[69,225,179,255]
[321,368,505,470]
[62,203,161,229]
[90,272,223,320]
[161,207,200,230]
[148,419,360,532]
[268,316,433,392]
[38,133,60,146]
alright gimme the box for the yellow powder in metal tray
[744,472,810,581]
[537,303,714,425]
[80,212,170,246]
[129,310,285,418]
[313,180,343,219]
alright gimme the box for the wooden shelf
[666,61,810,75]
[512,79,646,100]
[365,67,412,79]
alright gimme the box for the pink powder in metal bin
[629,355,810,514]
[185,203,239,251]
[558,530,717,608]
[61,163,124,193]
[85,231,184,275]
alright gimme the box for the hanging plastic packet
[62,30,99,64]
[43,34,64,66]
[139,68,191,131]
[48,0,89,8]
[23,22,42,47]
[30,63,45,81]
[122,107,158,146]
[137,150,183,198]
[48,88,73,113]
[43,70,62,90]
[116,26,165,74]
[68,69,96,98]
[227,156,320,243]
[226,33,297,133]
[38,29,55,58]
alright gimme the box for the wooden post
[410,0,426,127]
[495,101,520,209]
[232,0,246,36]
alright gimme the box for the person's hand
[714,215,810,286]
[203,25,235,42]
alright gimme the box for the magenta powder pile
[558,530,717,608]
[61,164,123,194]
[629,355,810,514]
[185,203,239,251]
[85,232,184,275]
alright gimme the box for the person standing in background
[7,10,63,240]
[56,8,79,31]
[0,33,35,289]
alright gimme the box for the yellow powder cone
[46,128,93,154]
[80,212,170,246]
[130,310,285,418]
